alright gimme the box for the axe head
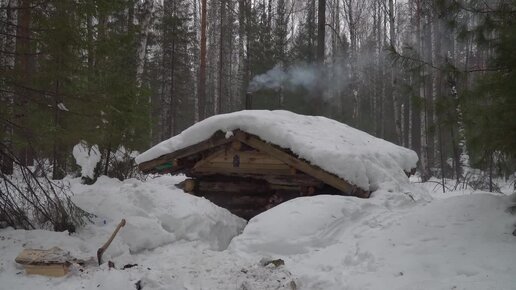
[97,248,104,266]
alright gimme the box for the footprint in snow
[456,269,479,277]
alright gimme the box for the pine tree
[464,0,516,176]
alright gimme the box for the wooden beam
[138,131,232,173]
[261,174,322,187]
[193,165,295,176]
[196,179,271,193]
[183,179,196,192]
[234,131,369,197]
[192,149,227,170]
[209,150,287,165]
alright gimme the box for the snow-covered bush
[73,142,143,183]
[107,146,142,181]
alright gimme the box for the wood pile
[15,247,86,277]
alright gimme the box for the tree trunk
[52,79,65,180]
[389,0,401,144]
[238,0,246,109]
[13,0,33,166]
[104,146,110,176]
[309,0,316,61]
[0,0,15,174]
[193,0,200,122]
[317,0,326,62]
[375,0,383,137]
[417,0,430,181]
[198,0,207,120]
[425,9,435,171]
[217,0,226,114]
[136,0,154,87]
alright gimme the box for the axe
[97,219,126,265]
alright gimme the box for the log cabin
[136,110,418,220]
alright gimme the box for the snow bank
[229,189,425,256]
[1,177,514,290]
[71,175,246,252]
[136,110,418,191]
[229,190,516,290]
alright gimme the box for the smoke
[248,63,323,93]
[247,50,382,98]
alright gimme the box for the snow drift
[136,110,418,191]
[229,191,516,290]
[1,175,514,290]
[71,175,246,252]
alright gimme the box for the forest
[1,1,516,289]
[0,0,515,185]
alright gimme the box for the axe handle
[97,219,126,265]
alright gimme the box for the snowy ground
[1,175,515,290]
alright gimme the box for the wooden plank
[204,161,291,170]
[193,149,293,175]
[25,264,69,277]
[15,247,80,277]
[194,148,287,167]
[15,247,82,265]
[234,131,369,197]
[138,131,231,173]
[192,149,227,170]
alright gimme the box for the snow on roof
[136,110,418,191]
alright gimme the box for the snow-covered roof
[136,110,418,191]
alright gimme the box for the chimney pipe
[245,92,252,110]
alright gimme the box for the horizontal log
[180,172,324,193]
[193,166,295,176]
[204,195,271,209]
[194,180,271,193]
[210,150,286,165]
[199,162,292,171]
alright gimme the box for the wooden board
[193,149,296,176]
[25,264,69,277]
[15,247,81,277]
[15,247,77,265]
